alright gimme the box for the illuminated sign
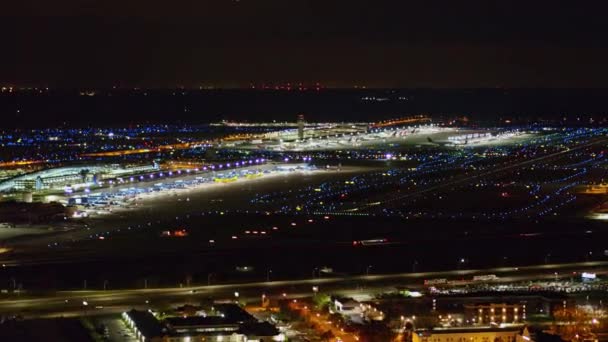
[581,272,597,279]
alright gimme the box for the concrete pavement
[0,261,605,318]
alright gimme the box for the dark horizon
[3,1,608,88]
[2,88,608,129]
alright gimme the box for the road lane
[0,261,605,317]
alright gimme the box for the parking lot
[94,315,138,342]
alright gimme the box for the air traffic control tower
[297,114,305,140]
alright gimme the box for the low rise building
[413,326,532,342]
[333,297,361,315]
[123,309,166,342]
[464,303,524,325]
[332,296,384,323]
[123,305,285,342]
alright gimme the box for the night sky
[3,1,608,88]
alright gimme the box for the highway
[1,261,606,318]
